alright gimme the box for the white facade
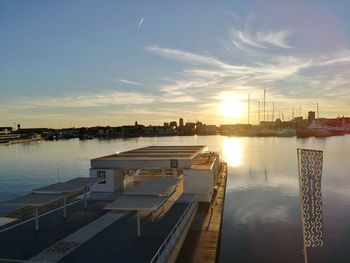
[91,159,192,170]
[88,146,214,197]
[183,169,215,202]
[183,155,220,202]
[89,168,124,192]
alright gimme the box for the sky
[1,0,350,128]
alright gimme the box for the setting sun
[218,97,246,118]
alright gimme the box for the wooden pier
[176,163,228,263]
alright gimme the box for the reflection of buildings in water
[222,137,243,167]
[265,167,268,185]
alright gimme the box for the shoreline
[0,138,42,147]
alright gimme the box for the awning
[3,193,68,231]
[3,193,68,207]
[0,217,17,228]
[105,195,167,212]
[104,195,168,237]
[32,177,102,194]
[2,177,102,231]
[124,183,176,197]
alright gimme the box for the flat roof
[93,145,206,161]
[0,217,17,227]
[32,177,101,194]
[2,193,68,207]
[124,180,178,197]
[104,195,167,212]
[191,152,218,170]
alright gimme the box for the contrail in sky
[137,17,144,30]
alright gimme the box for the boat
[296,123,343,138]
[274,129,296,137]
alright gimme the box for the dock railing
[150,196,198,263]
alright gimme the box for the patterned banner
[298,149,324,248]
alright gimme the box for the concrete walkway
[31,212,125,262]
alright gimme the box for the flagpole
[297,149,308,263]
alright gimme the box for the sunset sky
[1,0,350,128]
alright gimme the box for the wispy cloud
[256,31,291,48]
[117,78,143,86]
[315,49,350,66]
[145,45,309,83]
[145,45,241,71]
[231,29,292,50]
[145,28,350,122]
[137,17,144,30]
[7,90,155,109]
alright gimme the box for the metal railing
[0,193,86,234]
[150,196,197,263]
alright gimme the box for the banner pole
[297,149,308,263]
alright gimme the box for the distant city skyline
[1,1,350,128]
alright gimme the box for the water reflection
[1,136,350,262]
[222,137,242,167]
[220,136,350,263]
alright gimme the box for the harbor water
[0,136,349,262]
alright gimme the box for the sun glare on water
[222,137,243,167]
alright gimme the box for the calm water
[0,135,349,262]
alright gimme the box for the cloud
[137,17,144,30]
[157,79,221,104]
[8,90,155,109]
[231,28,292,50]
[315,49,350,66]
[144,33,350,123]
[256,31,291,48]
[145,45,309,83]
[159,79,216,95]
[161,95,196,103]
[236,30,265,49]
[5,11,350,127]
[145,45,242,71]
[117,78,143,86]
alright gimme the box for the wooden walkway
[176,163,228,263]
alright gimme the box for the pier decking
[176,163,228,263]
[0,194,196,263]
[0,201,109,260]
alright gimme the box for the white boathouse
[89,145,220,202]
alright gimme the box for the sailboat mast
[248,93,250,125]
[263,89,266,122]
[258,101,261,125]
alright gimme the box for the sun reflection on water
[222,137,243,167]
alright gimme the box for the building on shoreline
[3,113,350,143]
[0,145,225,262]
[0,127,12,134]
[90,145,220,202]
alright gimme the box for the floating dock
[0,146,228,263]
[176,163,228,263]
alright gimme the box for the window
[97,171,106,184]
[170,159,178,168]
